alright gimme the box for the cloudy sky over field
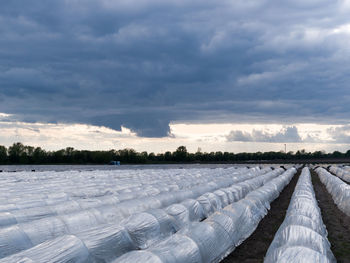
[2,0,350,152]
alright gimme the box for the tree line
[0,143,349,165]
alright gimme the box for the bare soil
[221,168,301,263]
[310,169,350,263]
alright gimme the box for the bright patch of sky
[1,113,350,153]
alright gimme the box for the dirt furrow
[221,168,301,263]
[311,169,350,263]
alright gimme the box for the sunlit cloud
[1,113,349,153]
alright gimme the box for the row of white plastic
[0,168,287,262]
[328,166,350,183]
[0,167,247,209]
[264,167,335,262]
[114,168,297,263]
[316,167,350,217]
[0,167,273,258]
[0,167,267,228]
[0,167,253,213]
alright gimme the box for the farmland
[0,164,349,262]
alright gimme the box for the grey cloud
[226,126,302,143]
[327,125,350,144]
[1,1,350,136]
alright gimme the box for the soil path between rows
[221,167,301,263]
[311,169,350,263]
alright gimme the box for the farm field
[0,164,349,262]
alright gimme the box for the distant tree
[312,151,324,159]
[194,150,203,161]
[0,145,7,164]
[65,147,74,157]
[8,142,25,163]
[164,151,172,162]
[174,146,188,162]
[332,151,342,158]
[148,152,156,161]
[3,141,350,165]
[32,147,46,163]
[139,151,148,163]
[345,150,350,157]
[52,149,65,163]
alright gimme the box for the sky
[1,0,350,153]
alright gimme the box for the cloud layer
[1,1,350,137]
[226,126,302,143]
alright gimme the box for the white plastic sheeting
[264,167,335,263]
[329,166,350,183]
[0,166,273,259]
[115,167,297,263]
[0,235,92,263]
[316,167,350,217]
[0,167,284,262]
[0,166,264,227]
[115,168,285,253]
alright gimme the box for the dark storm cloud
[1,0,350,137]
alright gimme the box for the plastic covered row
[264,167,335,263]
[0,166,260,213]
[0,166,270,228]
[76,168,284,261]
[0,167,269,227]
[316,167,350,216]
[114,167,297,263]
[0,167,274,259]
[0,166,251,208]
[0,167,281,262]
[329,166,350,183]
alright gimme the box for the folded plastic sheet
[213,190,230,207]
[316,167,350,217]
[208,210,242,244]
[148,234,202,263]
[165,204,190,230]
[180,199,205,222]
[146,209,177,238]
[0,235,92,263]
[178,221,232,263]
[77,224,137,262]
[123,212,162,249]
[264,167,335,263]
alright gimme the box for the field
[0,164,349,262]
